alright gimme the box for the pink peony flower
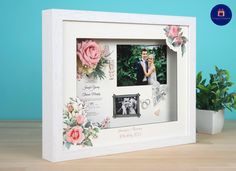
[66,126,85,145]
[168,26,180,38]
[77,40,101,68]
[76,114,85,125]
[67,103,74,113]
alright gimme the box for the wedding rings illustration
[141,99,151,109]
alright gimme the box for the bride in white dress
[141,54,157,85]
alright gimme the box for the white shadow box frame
[42,9,196,162]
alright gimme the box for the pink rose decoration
[164,25,187,56]
[66,126,85,145]
[168,26,180,38]
[67,103,74,113]
[76,114,85,125]
[77,40,101,68]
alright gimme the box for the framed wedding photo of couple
[42,9,196,162]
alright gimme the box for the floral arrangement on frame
[164,25,188,56]
[77,40,112,80]
[63,98,110,149]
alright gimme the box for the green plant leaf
[221,87,229,94]
[201,79,206,85]
[234,94,236,101]
[215,90,221,98]
[232,103,236,110]
[196,72,202,85]
[224,104,232,111]
[197,84,208,91]
[225,70,230,81]
[196,66,235,111]
[215,66,220,73]
[210,84,217,90]
[227,82,234,87]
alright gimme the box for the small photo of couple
[117,45,167,87]
[113,94,140,118]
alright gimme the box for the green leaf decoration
[63,111,69,116]
[181,44,186,56]
[182,36,188,43]
[89,58,108,80]
[84,121,92,128]
[65,142,72,149]
[83,139,93,147]
[168,37,173,44]
[63,134,67,141]
[163,27,169,33]
[93,127,99,133]
[93,134,98,138]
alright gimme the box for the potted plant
[196,66,236,134]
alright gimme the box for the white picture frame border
[42,9,196,162]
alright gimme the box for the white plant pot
[196,109,224,134]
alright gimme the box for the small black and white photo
[113,94,140,118]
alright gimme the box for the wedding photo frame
[42,9,196,162]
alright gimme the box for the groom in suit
[136,48,148,85]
